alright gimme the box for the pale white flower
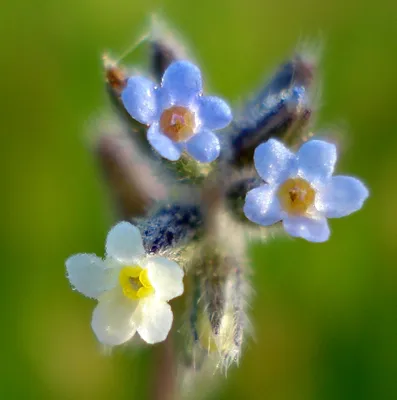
[65,221,184,346]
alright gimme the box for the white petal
[145,257,184,301]
[283,216,330,243]
[91,289,138,346]
[66,254,118,299]
[243,185,282,226]
[185,130,220,163]
[121,76,158,124]
[106,222,145,264]
[297,140,337,185]
[137,298,173,344]
[316,175,369,218]
[147,123,183,161]
[254,139,295,184]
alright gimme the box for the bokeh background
[2,0,397,398]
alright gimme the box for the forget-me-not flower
[121,60,232,162]
[243,139,369,242]
[66,222,184,345]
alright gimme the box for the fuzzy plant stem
[99,20,319,395]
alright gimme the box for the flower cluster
[66,30,370,381]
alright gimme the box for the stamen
[277,178,315,215]
[128,276,142,291]
[160,106,196,142]
[119,266,154,300]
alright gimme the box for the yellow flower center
[119,266,154,300]
[159,106,196,142]
[277,178,316,215]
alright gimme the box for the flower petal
[254,139,295,184]
[106,222,145,264]
[161,61,203,106]
[316,175,369,218]
[198,96,232,130]
[137,298,173,344]
[92,289,138,346]
[145,257,184,302]
[121,76,157,124]
[297,140,337,185]
[185,129,220,163]
[65,254,118,299]
[283,216,330,243]
[147,123,183,161]
[243,185,282,226]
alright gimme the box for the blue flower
[121,61,232,162]
[243,139,369,242]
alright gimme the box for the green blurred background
[2,0,397,398]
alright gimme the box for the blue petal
[283,216,330,243]
[185,130,220,163]
[254,139,295,184]
[198,96,232,130]
[297,140,337,185]
[316,175,369,218]
[147,123,182,161]
[121,76,157,124]
[243,185,282,226]
[161,61,203,106]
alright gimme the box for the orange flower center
[277,178,316,215]
[159,106,196,142]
